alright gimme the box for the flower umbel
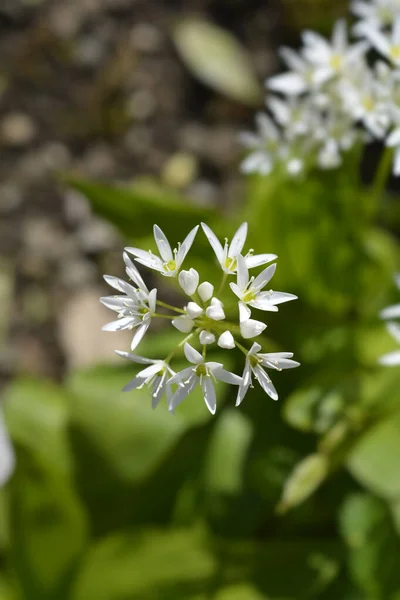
[101,223,299,413]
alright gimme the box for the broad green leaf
[172,19,262,105]
[9,453,88,597]
[66,177,216,243]
[340,493,400,599]
[347,411,400,499]
[3,378,72,475]
[72,527,216,600]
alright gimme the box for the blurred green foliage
[2,143,400,598]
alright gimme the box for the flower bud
[172,315,195,333]
[240,318,266,339]
[199,330,215,345]
[218,331,235,349]
[186,302,203,319]
[198,281,214,302]
[206,297,225,321]
[178,268,199,296]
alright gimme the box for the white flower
[267,96,315,139]
[230,255,297,313]
[198,281,214,302]
[172,315,195,333]
[267,46,318,95]
[169,343,242,414]
[126,224,199,278]
[236,343,300,406]
[352,0,400,33]
[201,221,277,274]
[205,297,226,321]
[101,253,156,351]
[303,20,367,82]
[0,408,14,486]
[218,331,235,349]
[240,318,267,339]
[240,113,281,175]
[199,330,216,345]
[116,352,175,408]
[179,268,199,296]
[379,322,400,365]
[363,16,400,65]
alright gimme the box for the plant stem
[235,340,249,355]
[156,300,185,314]
[372,146,393,205]
[217,272,228,296]
[153,313,175,320]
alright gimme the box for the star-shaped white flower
[362,16,400,65]
[0,407,14,486]
[101,253,156,350]
[230,255,297,313]
[116,352,175,408]
[352,0,400,33]
[239,113,282,176]
[236,342,300,406]
[201,222,277,275]
[126,224,199,278]
[168,343,242,414]
[267,46,320,95]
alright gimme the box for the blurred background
[1,0,400,598]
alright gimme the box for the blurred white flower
[0,408,14,486]
[353,0,400,33]
[379,322,400,364]
[236,343,300,406]
[116,352,175,408]
[126,224,198,278]
[168,343,242,414]
[239,113,281,176]
[267,46,318,95]
[363,16,400,65]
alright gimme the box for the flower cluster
[101,223,299,414]
[241,0,400,177]
[379,272,400,365]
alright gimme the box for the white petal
[394,16,400,45]
[380,303,400,319]
[229,282,242,299]
[201,223,225,264]
[252,263,277,291]
[237,254,249,291]
[259,353,300,370]
[363,26,390,56]
[115,351,155,364]
[0,410,14,486]
[153,225,173,262]
[240,318,267,339]
[267,72,308,95]
[228,222,248,258]
[393,146,400,176]
[386,128,400,147]
[199,330,216,345]
[179,268,199,296]
[169,366,195,385]
[248,342,262,356]
[217,331,235,349]
[100,296,129,311]
[102,316,136,331]
[147,288,157,313]
[239,301,252,322]
[169,375,197,411]
[201,377,217,414]
[379,350,400,365]
[235,365,251,406]
[122,376,146,392]
[184,342,203,364]
[152,374,166,409]
[125,248,164,272]
[103,275,132,294]
[279,46,307,72]
[198,281,214,302]
[252,291,298,309]
[213,367,242,385]
[131,322,149,350]
[172,316,195,333]
[245,253,278,269]
[206,298,225,321]
[332,19,347,53]
[123,252,148,292]
[176,225,199,268]
[186,302,203,319]
[240,152,272,175]
[254,365,278,400]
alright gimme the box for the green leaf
[278,454,329,513]
[347,411,400,499]
[340,493,400,599]
[3,378,72,475]
[9,453,88,598]
[71,527,216,600]
[66,177,216,243]
[172,19,262,105]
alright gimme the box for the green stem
[217,272,228,296]
[235,340,249,355]
[156,300,185,314]
[152,313,175,320]
[372,146,393,205]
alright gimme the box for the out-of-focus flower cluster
[379,272,400,365]
[101,224,299,414]
[241,0,400,177]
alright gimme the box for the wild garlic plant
[241,0,400,177]
[101,223,299,414]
